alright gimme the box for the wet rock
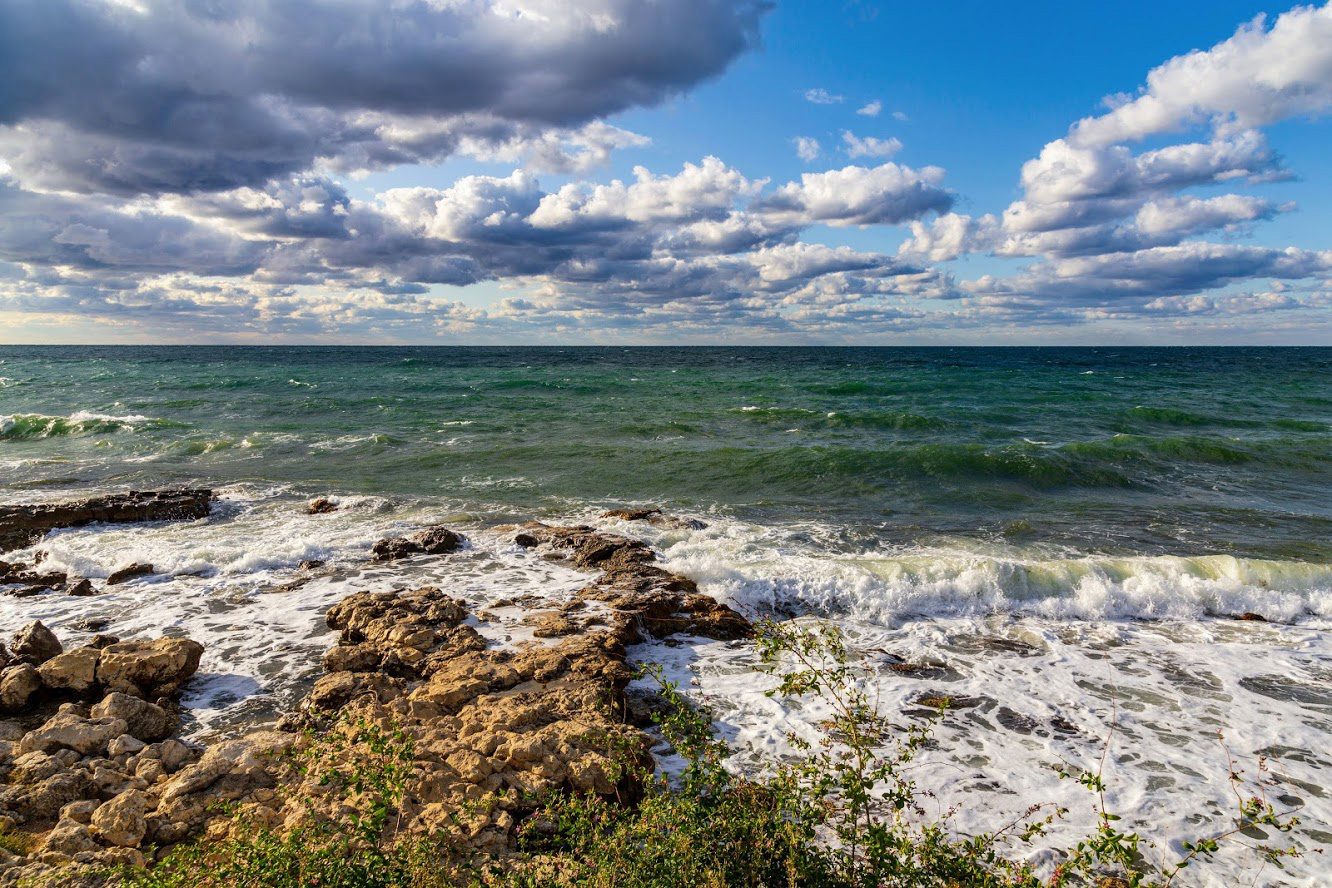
[0,665,42,712]
[601,508,663,522]
[1235,612,1268,622]
[65,578,96,597]
[96,638,204,697]
[106,563,154,586]
[11,622,62,666]
[298,559,325,571]
[38,648,101,695]
[530,612,578,638]
[371,526,464,561]
[306,497,338,515]
[600,508,707,530]
[90,789,147,847]
[91,694,170,743]
[0,489,215,553]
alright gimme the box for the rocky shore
[0,493,750,886]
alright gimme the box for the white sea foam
[631,612,1332,886]
[3,501,1328,884]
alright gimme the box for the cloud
[0,0,771,195]
[897,3,1332,320]
[756,163,953,226]
[841,131,903,158]
[794,136,822,162]
[857,100,883,117]
[891,110,908,122]
[803,88,845,105]
[1,153,957,337]
[1070,2,1332,147]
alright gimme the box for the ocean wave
[0,411,177,439]
[661,535,1332,625]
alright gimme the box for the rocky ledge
[0,490,215,555]
[0,514,748,886]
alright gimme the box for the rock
[96,637,204,696]
[371,526,464,561]
[306,497,338,515]
[91,694,170,742]
[11,622,62,666]
[90,789,147,847]
[298,559,325,571]
[38,648,101,695]
[108,734,146,758]
[1235,612,1268,622]
[106,563,154,586]
[157,739,194,774]
[0,769,96,820]
[0,489,215,554]
[20,713,128,757]
[60,799,100,824]
[160,732,294,804]
[601,508,662,522]
[9,750,61,784]
[0,664,42,711]
[42,818,99,855]
[66,578,95,597]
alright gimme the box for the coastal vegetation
[120,620,1301,888]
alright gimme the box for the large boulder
[0,664,41,711]
[90,789,147,847]
[11,621,62,666]
[20,713,127,757]
[91,693,170,742]
[38,647,101,694]
[96,638,204,696]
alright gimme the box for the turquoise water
[3,345,1331,562]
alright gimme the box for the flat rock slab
[0,489,214,552]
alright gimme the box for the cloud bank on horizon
[0,0,1330,343]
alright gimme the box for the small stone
[106,563,154,586]
[298,559,325,571]
[157,739,193,774]
[66,578,95,597]
[108,734,147,758]
[59,799,100,824]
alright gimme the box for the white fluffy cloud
[898,2,1332,321]
[840,131,903,159]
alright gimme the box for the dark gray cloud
[0,0,769,194]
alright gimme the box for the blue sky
[1,0,1330,344]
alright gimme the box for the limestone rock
[42,818,99,855]
[11,622,62,666]
[90,789,147,847]
[96,638,204,696]
[38,648,100,694]
[91,693,170,742]
[0,664,41,711]
[20,713,128,757]
[66,578,96,597]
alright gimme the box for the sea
[2,345,1330,884]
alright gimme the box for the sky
[1,0,1331,345]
